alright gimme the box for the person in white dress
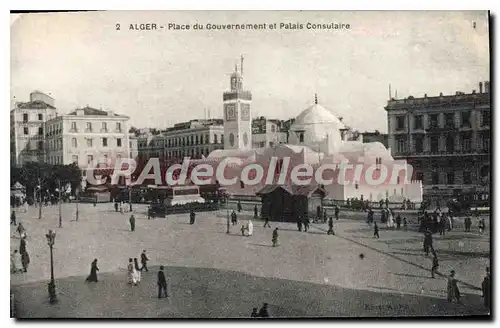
[127,258,137,285]
[247,220,253,237]
[387,210,395,228]
[11,250,22,273]
[133,258,141,283]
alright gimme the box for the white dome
[293,103,345,129]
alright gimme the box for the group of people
[250,303,270,318]
[240,219,254,237]
[127,250,150,285]
[10,213,30,274]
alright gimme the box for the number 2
[116,23,121,31]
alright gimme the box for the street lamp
[57,180,62,228]
[45,229,57,304]
[37,181,42,220]
[75,187,79,222]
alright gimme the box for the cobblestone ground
[10,204,491,318]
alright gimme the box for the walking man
[373,222,380,239]
[237,201,242,213]
[190,210,196,225]
[21,250,30,273]
[157,266,168,298]
[10,210,16,226]
[447,270,461,304]
[254,205,259,218]
[114,202,119,212]
[231,210,237,225]
[431,253,439,278]
[334,205,340,220]
[327,217,335,235]
[272,228,279,247]
[303,217,309,232]
[482,267,491,310]
[263,216,271,228]
[140,250,149,272]
[129,214,136,232]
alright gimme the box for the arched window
[299,133,304,143]
[195,135,199,145]
[200,135,204,144]
[214,134,218,144]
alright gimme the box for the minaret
[223,56,252,150]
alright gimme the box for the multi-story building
[385,81,491,206]
[44,106,131,178]
[10,91,57,165]
[129,134,139,160]
[164,119,225,161]
[251,117,288,148]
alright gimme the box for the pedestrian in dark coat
[482,267,491,310]
[10,210,16,225]
[114,202,119,212]
[85,259,99,282]
[231,211,237,225]
[373,222,380,238]
[395,214,401,229]
[250,308,259,317]
[297,219,302,232]
[272,228,279,247]
[237,201,242,213]
[190,210,196,225]
[403,217,407,230]
[157,265,168,298]
[254,205,258,218]
[263,216,271,228]
[129,215,136,232]
[334,206,340,220]
[423,229,434,256]
[19,236,27,255]
[447,270,460,303]
[303,217,309,232]
[431,254,439,278]
[21,251,30,273]
[327,217,335,235]
[258,303,270,317]
[140,250,149,272]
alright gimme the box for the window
[396,137,406,153]
[116,122,121,132]
[23,127,29,135]
[38,113,43,121]
[463,171,471,184]
[461,134,471,151]
[299,133,304,143]
[214,134,218,144]
[104,154,108,163]
[38,141,43,150]
[432,172,439,184]
[195,135,199,144]
[482,135,490,152]
[240,180,245,189]
[200,135,204,144]
[413,115,423,130]
[444,113,455,128]
[429,114,439,128]
[446,135,455,152]
[447,172,455,185]
[23,113,28,122]
[87,138,93,147]
[461,111,471,127]
[86,122,92,132]
[221,134,224,144]
[430,136,439,152]
[415,172,424,181]
[355,183,359,190]
[269,142,274,148]
[414,136,424,153]
[117,154,122,161]
[72,155,78,164]
[271,125,276,133]
[190,135,194,145]
[102,122,107,132]
[102,137,108,147]
[72,138,78,148]
[117,138,122,147]
[482,111,491,127]
[71,122,77,131]
[38,127,43,135]
[396,116,405,130]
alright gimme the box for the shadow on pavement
[11,265,489,319]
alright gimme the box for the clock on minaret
[225,104,237,121]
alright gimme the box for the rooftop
[15,100,56,110]
[68,106,121,116]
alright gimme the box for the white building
[252,117,288,149]
[10,91,57,165]
[44,106,131,179]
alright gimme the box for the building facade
[10,91,57,165]
[251,117,288,148]
[361,130,388,148]
[385,81,491,206]
[44,107,131,178]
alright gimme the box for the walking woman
[133,258,141,283]
[86,259,99,282]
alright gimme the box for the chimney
[424,93,427,98]
[485,81,490,93]
[472,90,476,94]
[439,92,443,97]
[479,82,483,93]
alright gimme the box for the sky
[11,11,490,133]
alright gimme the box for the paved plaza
[10,203,490,318]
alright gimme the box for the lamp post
[58,180,62,228]
[37,180,42,220]
[45,229,57,304]
[75,187,79,222]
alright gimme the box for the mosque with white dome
[192,60,423,203]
